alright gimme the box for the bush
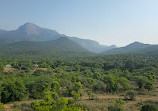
[92,80,106,93]
[140,104,158,111]
[108,99,124,111]
[0,102,3,111]
[68,99,74,105]
[125,90,135,100]
[108,104,124,111]
[87,90,92,100]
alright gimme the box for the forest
[0,54,158,111]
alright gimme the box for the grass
[3,82,158,111]
[3,92,158,111]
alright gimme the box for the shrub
[108,104,124,111]
[87,90,92,100]
[0,102,3,111]
[140,104,158,111]
[125,90,135,100]
[108,99,124,111]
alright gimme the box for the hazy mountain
[0,37,94,59]
[103,42,158,55]
[0,23,116,53]
[0,23,62,42]
[0,29,7,34]
[69,37,117,53]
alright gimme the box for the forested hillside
[0,37,95,60]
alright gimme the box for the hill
[69,37,116,53]
[0,37,94,60]
[103,42,158,56]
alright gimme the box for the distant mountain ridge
[0,23,116,53]
[69,37,116,53]
[103,42,158,55]
[1,23,158,56]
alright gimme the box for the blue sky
[0,0,158,46]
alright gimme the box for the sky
[0,0,158,47]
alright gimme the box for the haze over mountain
[0,37,94,59]
[0,23,62,41]
[0,23,158,57]
[0,23,116,53]
[103,42,158,56]
[69,37,116,53]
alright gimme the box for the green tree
[144,81,154,92]
[92,80,106,93]
[119,77,130,90]
[103,74,119,93]
[71,91,80,104]
[73,82,82,92]
[51,81,61,92]
[1,80,26,103]
[135,76,148,89]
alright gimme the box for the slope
[0,37,94,59]
[69,37,116,53]
[103,42,158,56]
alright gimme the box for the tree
[51,81,61,92]
[144,81,154,92]
[73,82,82,92]
[135,76,148,89]
[55,97,68,110]
[103,74,119,93]
[1,80,26,103]
[119,77,130,90]
[28,76,52,99]
[92,80,106,93]
[71,91,80,104]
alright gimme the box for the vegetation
[141,104,158,111]
[0,54,158,110]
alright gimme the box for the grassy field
[3,90,158,111]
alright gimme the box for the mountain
[0,23,116,53]
[103,42,158,55]
[69,37,117,53]
[0,37,94,59]
[0,23,62,42]
[0,29,7,34]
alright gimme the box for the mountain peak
[17,22,41,35]
[130,41,143,45]
[127,41,149,47]
[18,22,39,29]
